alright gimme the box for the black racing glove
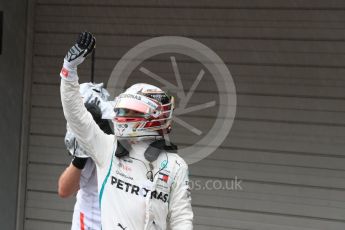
[60,31,96,81]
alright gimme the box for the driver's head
[113,83,174,140]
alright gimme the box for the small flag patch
[61,67,69,77]
[159,172,169,183]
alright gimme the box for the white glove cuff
[60,60,79,81]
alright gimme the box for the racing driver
[59,32,193,230]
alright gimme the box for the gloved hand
[79,82,116,120]
[60,31,96,81]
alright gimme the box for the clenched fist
[60,32,96,81]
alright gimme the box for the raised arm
[60,32,112,166]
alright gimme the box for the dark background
[1,11,3,54]
[0,0,27,230]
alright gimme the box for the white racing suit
[72,159,101,230]
[61,80,193,230]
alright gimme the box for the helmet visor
[114,95,158,114]
[114,108,147,118]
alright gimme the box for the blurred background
[1,0,345,229]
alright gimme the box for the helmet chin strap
[114,138,178,163]
[144,139,177,162]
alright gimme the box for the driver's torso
[97,141,176,230]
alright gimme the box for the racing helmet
[113,83,175,139]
